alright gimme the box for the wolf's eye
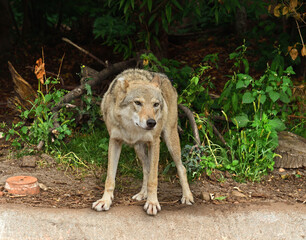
[134,101,142,106]
[153,103,159,107]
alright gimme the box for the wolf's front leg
[133,143,149,201]
[92,138,122,211]
[144,141,161,216]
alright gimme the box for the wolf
[92,69,194,215]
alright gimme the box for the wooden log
[274,131,306,168]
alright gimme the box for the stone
[41,153,56,166]
[201,191,211,201]
[231,190,247,198]
[20,155,38,168]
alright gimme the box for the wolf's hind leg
[163,127,194,205]
[92,138,122,211]
[132,143,149,201]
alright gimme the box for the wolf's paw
[181,194,194,205]
[144,200,161,216]
[92,198,112,211]
[132,190,147,201]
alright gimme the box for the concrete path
[0,202,305,240]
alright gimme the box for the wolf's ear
[118,77,129,92]
[151,75,161,88]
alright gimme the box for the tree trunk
[235,6,247,35]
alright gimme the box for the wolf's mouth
[135,123,154,131]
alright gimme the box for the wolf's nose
[147,119,156,128]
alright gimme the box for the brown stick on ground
[207,120,228,147]
[178,104,201,146]
[62,37,108,68]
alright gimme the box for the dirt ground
[0,147,305,210]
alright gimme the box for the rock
[251,192,267,198]
[38,183,48,191]
[201,192,211,201]
[20,155,39,168]
[41,153,56,166]
[274,131,306,168]
[231,190,247,198]
[278,168,285,173]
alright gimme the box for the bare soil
[0,147,305,209]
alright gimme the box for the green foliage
[92,0,201,58]
[182,143,227,180]
[208,0,267,25]
[228,40,249,74]
[140,52,193,89]
[178,66,209,108]
[225,110,284,181]
[76,79,101,131]
[219,42,294,118]
[2,78,74,151]
[93,15,136,59]
[202,53,219,69]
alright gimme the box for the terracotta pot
[5,176,40,195]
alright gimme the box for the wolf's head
[118,75,165,131]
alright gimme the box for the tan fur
[92,69,194,215]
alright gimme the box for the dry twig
[62,37,108,68]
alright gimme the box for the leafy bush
[2,78,74,151]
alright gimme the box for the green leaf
[85,83,92,95]
[147,0,152,12]
[279,91,290,103]
[232,114,249,127]
[268,91,280,102]
[242,92,255,104]
[215,196,227,201]
[229,52,239,60]
[148,13,157,26]
[232,92,238,112]
[269,118,286,131]
[172,0,183,10]
[265,86,273,93]
[286,88,292,97]
[242,58,249,74]
[130,0,134,9]
[260,94,266,104]
[20,126,28,134]
[165,4,172,23]
[191,76,199,85]
[232,160,239,166]
[284,66,295,75]
[282,76,291,85]
[119,0,125,9]
[236,80,245,89]
[123,3,130,15]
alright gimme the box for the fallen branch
[178,104,201,146]
[178,104,228,149]
[62,37,109,68]
[207,120,228,147]
[52,59,136,113]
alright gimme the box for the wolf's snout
[146,119,156,129]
